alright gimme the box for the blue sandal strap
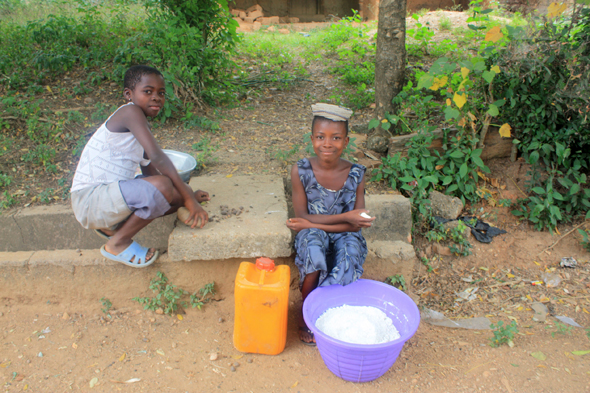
[100,241,158,268]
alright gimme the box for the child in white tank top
[71,65,210,268]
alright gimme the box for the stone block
[362,241,416,285]
[243,17,255,23]
[230,9,247,19]
[362,195,412,243]
[252,21,262,31]
[0,203,175,252]
[266,25,276,32]
[168,175,293,261]
[278,28,290,34]
[247,9,264,20]
[368,240,415,262]
[259,16,279,25]
[246,4,262,14]
[288,17,300,23]
[429,190,463,219]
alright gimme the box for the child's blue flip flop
[100,241,158,268]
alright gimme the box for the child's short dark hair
[312,116,349,135]
[123,65,163,91]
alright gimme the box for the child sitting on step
[286,103,375,345]
[70,65,209,268]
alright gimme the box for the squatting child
[70,65,209,268]
[286,103,375,345]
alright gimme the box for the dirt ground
[2,10,590,393]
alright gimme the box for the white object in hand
[360,212,372,219]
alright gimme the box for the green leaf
[418,74,434,90]
[487,104,499,117]
[493,99,506,107]
[552,191,564,201]
[447,184,458,193]
[472,156,485,168]
[482,70,496,83]
[570,183,580,195]
[459,163,468,178]
[571,350,590,356]
[442,175,453,185]
[449,150,464,158]
[368,118,380,130]
[444,107,460,121]
[532,187,545,195]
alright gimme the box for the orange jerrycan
[233,257,290,355]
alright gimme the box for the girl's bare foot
[298,313,316,345]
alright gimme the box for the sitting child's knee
[147,176,175,200]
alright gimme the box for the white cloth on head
[71,103,150,192]
[311,103,352,121]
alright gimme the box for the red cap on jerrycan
[255,257,275,272]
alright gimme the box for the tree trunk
[375,0,406,119]
[367,0,407,153]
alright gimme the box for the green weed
[420,255,434,272]
[448,221,473,256]
[133,272,215,315]
[490,320,518,347]
[0,174,11,188]
[270,145,300,164]
[22,145,57,173]
[551,321,573,338]
[439,15,452,31]
[386,274,407,291]
[1,190,17,210]
[37,188,55,204]
[189,282,216,309]
[578,229,590,252]
[191,137,218,169]
[100,297,112,317]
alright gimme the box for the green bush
[491,7,590,230]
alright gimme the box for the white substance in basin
[315,305,400,345]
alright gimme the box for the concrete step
[167,175,293,261]
[0,204,174,252]
[0,176,414,265]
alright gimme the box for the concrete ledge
[168,175,293,261]
[0,251,34,267]
[0,205,174,252]
[368,240,416,262]
[363,195,412,243]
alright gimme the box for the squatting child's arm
[289,164,374,232]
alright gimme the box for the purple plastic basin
[303,279,420,383]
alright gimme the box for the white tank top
[71,103,151,192]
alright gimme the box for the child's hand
[286,218,311,232]
[195,190,210,203]
[344,209,375,229]
[185,199,209,229]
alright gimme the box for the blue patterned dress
[293,158,368,288]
